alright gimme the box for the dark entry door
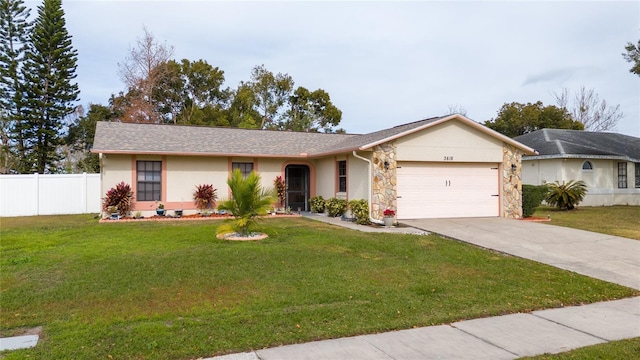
[285,165,309,211]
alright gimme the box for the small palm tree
[217,169,275,237]
[545,180,587,210]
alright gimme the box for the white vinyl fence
[0,173,101,217]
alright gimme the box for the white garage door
[396,162,500,219]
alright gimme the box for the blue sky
[27,0,640,136]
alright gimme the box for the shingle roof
[514,129,640,162]
[93,115,536,157]
[92,122,358,157]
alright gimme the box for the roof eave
[522,154,640,162]
[92,149,311,158]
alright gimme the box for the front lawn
[521,337,640,359]
[1,215,637,359]
[534,205,640,240]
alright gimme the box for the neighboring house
[515,129,640,206]
[92,114,536,220]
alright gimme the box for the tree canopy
[0,0,31,173]
[622,38,640,76]
[109,30,344,133]
[0,0,79,173]
[485,101,583,138]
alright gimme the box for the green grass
[1,215,638,359]
[520,337,640,359]
[534,205,640,240]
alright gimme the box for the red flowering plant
[383,209,395,217]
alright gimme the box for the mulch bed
[519,216,551,222]
[99,213,301,223]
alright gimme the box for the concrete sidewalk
[301,212,430,235]
[204,216,640,360]
[207,297,640,360]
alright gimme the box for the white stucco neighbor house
[515,129,640,206]
[91,114,536,220]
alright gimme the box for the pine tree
[0,0,31,173]
[21,0,78,173]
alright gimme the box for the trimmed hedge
[326,197,348,217]
[310,196,326,213]
[348,199,371,225]
[522,184,548,217]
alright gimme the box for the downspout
[352,151,384,225]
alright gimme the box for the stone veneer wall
[503,143,524,218]
[371,143,397,220]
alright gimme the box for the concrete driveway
[402,217,640,290]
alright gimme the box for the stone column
[503,144,524,218]
[371,143,397,220]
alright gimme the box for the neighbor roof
[92,114,536,157]
[515,129,640,162]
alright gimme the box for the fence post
[82,172,87,213]
[34,172,40,215]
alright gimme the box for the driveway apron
[402,217,640,290]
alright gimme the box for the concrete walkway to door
[403,217,640,290]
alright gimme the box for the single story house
[92,114,536,220]
[515,129,640,206]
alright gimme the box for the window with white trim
[137,161,162,201]
[618,162,627,189]
[232,162,253,178]
[635,163,640,188]
[338,160,347,192]
[581,161,593,170]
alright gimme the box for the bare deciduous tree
[447,104,467,116]
[117,27,174,123]
[553,86,623,132]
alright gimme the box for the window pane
[232,162,253,178]
[338,161,347,192]
[635,163,640,188]
[618,162,627,188]
[137,161,162,201]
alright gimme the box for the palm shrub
[522,184,548,217]
[102,182,133,216]
[309,195,326,213]
[193,184,217,211]
[326,197,348,217]
[545,180,587,210]
[348,199,370,225]
[217,169,276,236]
[273,176,287,210]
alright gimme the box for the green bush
[217,169,276,236]
[309,195,326,213]
[522,184,548,217]
[545,180,587,210]
[326,197,347,217]
[348,199,371,225]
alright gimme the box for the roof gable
[515,129,640,162]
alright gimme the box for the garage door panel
[397,163,499,219]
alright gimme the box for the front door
[285,165,310,211]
